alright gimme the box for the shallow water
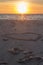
[0,14,43,20]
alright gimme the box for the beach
[0,19,43,65]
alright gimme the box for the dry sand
[0,20,43,65]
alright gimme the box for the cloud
[0,0,20,1]
[0,0,43,4]
[29,0,43,4]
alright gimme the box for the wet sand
[0,20,43,65]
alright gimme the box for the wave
[0,14,43,20]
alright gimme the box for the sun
[17,1,28,14]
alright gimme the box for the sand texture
[0,20,43,65]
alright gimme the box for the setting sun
[16,1,28,14]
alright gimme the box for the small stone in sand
[8,47,23,55]
[3,38,8,41]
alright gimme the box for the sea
[0,14,43,20]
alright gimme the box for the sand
[0,19,43,65]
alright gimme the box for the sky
[0,0,43,14]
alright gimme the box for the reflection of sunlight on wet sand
[19,14,25,20]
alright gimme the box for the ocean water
[0,14,43,20]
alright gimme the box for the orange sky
[0,2,43,14]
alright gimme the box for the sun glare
[16,1,28,14]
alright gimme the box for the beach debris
[0,61,8,64]
[17,51,43,64]
[17,58,26,63]
[33,56,43,61]
[23,51,35,57]
[8,47,24,55]
[17,56,43,64]
[3,38,8,41]
[17,55,33,63]
[17,51,34,63]
[23,51,33,55]
[32,56,43,65]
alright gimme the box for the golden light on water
[16,1,28,14]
